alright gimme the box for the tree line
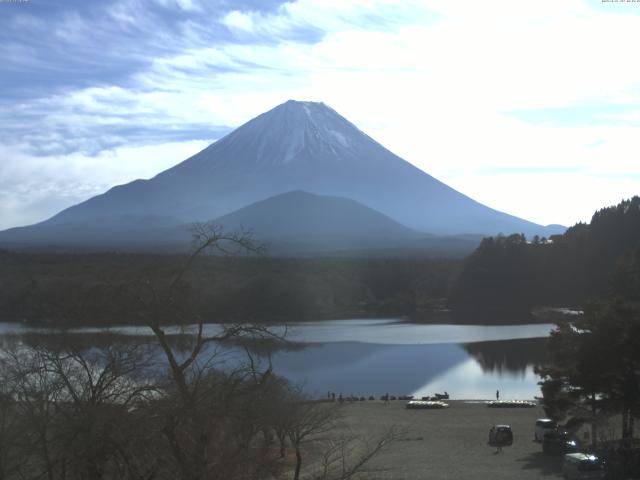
[535,246,640,476]
[449,196,640,314]
[480,198,640,476]
[0,248,458,327]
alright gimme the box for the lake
[0,319,554,400]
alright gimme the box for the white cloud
[2,0,640,229]
[0,140,209,230]
[446,172,640,227]
[222,11,255,32]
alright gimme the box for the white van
[535,418,557,442]
[562,453,606,480]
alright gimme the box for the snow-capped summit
[166,100,371,172]
[0,100,565,250]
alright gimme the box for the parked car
[535,418,557,442]
[488,425,513,447]
[542,430,579,455]
[562,453,607,480]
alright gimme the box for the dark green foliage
[537,248,640,441]
[537,299,640,447]
[448,234,536,313]
[613,247,640,303]
[0,252,458,326]
[449,196,640,312]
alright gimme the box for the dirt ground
[336,400,566,480]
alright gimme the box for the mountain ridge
[213,190,423,239]
[0,100,565,252]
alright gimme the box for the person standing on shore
[496,390,500,400]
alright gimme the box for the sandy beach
[336,400,565,480]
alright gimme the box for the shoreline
[0,304,580,329]
[332,400,564,479]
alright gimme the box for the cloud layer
[1,0,639,229]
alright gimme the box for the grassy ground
[336,400,566,480]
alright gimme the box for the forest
[0,248,457,326]
[1,197,639,327]
[449,196,640,314]
[534,223,640,478]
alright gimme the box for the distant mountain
[0,100,564,252]
[212,190,483,256]
[0,214,184,252]
[0,190,481,256]
[212,190,420,251]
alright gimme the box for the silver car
[562,453,607,480]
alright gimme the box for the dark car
[542,430,579,455]
[535,418,557,442]
[489,425,513,447]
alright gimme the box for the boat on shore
[486,400,536,408]
[406,400,449,410]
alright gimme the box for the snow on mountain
[0,100,565,250]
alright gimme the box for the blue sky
[1,0,639,229]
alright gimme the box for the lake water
[0,319,554,400]
[267,319,552,400]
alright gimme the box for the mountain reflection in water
[0,320,551,400]
[463,337,547,375]
[268,339,546,400]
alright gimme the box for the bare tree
[0,222,400,480]
[128,223,286,480]
[281,393,402,480]
[287,400,339,480]
[44,342,158,480]
[312,427,402,480]
[0,355,34,480]
[2,345,66,480]
[1,340,159,480]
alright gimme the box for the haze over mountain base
[0,100,564,254]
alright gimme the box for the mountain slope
[211,190,428,254]
[0,100,564,250]
[214,190,421,239]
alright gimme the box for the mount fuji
[0,100,564,253]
